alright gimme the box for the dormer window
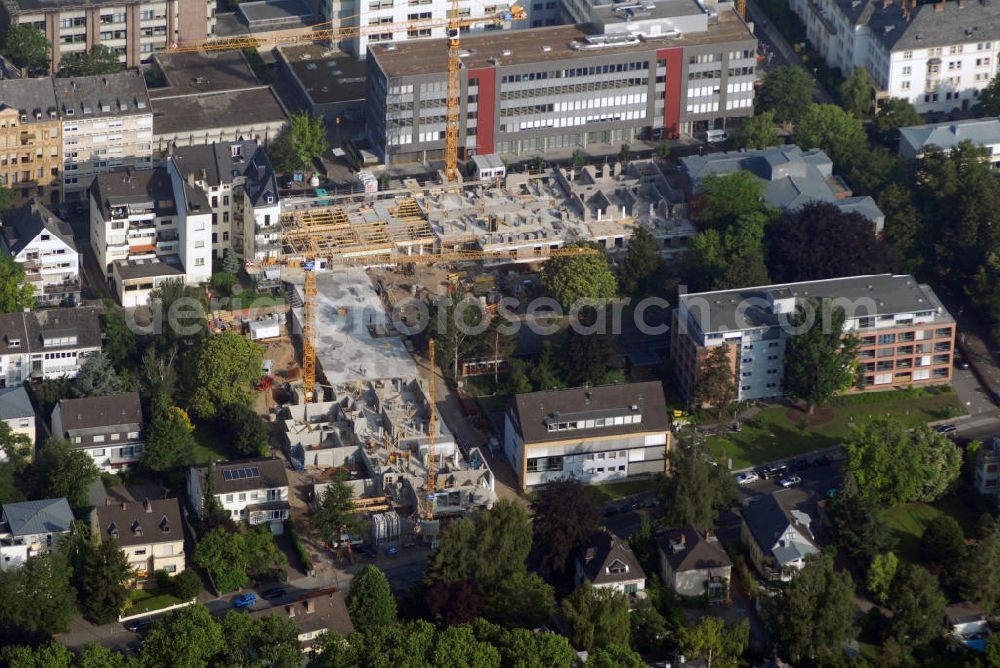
[7,337,20,347]
[606,559,628,575]
[107,522,118,538]
[131,520,142,536]
[159,516,170,533]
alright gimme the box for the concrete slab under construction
[289,268,417,385]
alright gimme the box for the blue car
[233,593,257,609]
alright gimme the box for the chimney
[143,498,151,513]
[959,0,966,6]
[286,605,296,618]
[304,599,315,613]
[120,502,127,510]
[934,1,944,10]
[187,171,195,188]
[679,532,686,545]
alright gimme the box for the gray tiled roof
[0,78,58,122]
[2,498,72,537]
[510,381,669,444]
[250,587,354,648]
[578,529,646,585]
[172,140,262,189]
[1,199,76,256]
[55,392,142,434]
[92,167,177,220]
[740,492,818,566]
[656,526,732,573]
[899,116,1000,154]
[0,307,101,355]
[52,70,150,120]
[0,386,33,421]
[864,0,1000,52]
[95,498,183,548]
[193,457,289,495]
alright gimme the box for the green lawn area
[882,493,983,562]
[588,478,661,504]
[127,589,181,616]
[704,389,963,470]
[191,421,232,464]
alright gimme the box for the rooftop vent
[501,49,512,56]
[542,45,551,51]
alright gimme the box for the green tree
[887,563,945,650]
[782,301,859,413]
[69,352,129,398]
[539,245,617,311]
[767,552,856,665]
[139,347,178,405]
[977,71,1000,115]
[828,477,898,566]
[347,565,397,633]
[140,605,225,668]
[629,596,666,653]
[694,171,768,230]
[431,292,494,382]
[100,307,137,373]
[56,44,121,77]
[679,616,749,668]
[838,68,874,118]
[311,472,364,543]
[0,550,78,634]
[562,321,624,388]
[873,98,923,146]
[658,439,736,530]
[77,643,132,668]
[32,437,99,512]
[215,403,267,457]
[149,280,206,352]
[433,624,501,668]
[529,343,565,391]
[986,632,1000,668]
[733,110,781,150]
[170,569,203,600]
[503,359,534,395]
[795,103,867,168]
[878,182,922,271]
[866,551,898,604]
[960,528,1000,612]
[619,226,665,297]
[586,645,646,668]
[269,113,328,173]
[920,515,966,564]
[185,332,263,420]
[0,254,34,313]
[560,582,630,652]
[221,248,241,275]
[531,477,601,576]
[472,619,577,668]
[219,610,300,668]
[142,405,196,472]
[694,345,736,414]
[193,527,250,593]
[572,149,586,167]
[1,643,73,668]
[844,417,961,505]
[755,64,814,124]
[80,538,133,624]
[0,24,50,75]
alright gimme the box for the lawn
[704,389,963,470]
[191,420,232,464]
[882,492,984,562]
[127,589,181,616]
[587,477,661,504]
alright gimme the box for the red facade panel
[468,67,496,155]
[656,47,683,140]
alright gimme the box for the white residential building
[50,392,144,472]
[788,0,1000,114]
[0,199,80,306]
[898,116,1000,163]
[740,491,819,582]
[0,498,72,570]
[0,307,101,387]
[89,164,211,307]
[575,529,646,596]
[188,458,291,534]
[239,149,280,271]
[52,70,153,200]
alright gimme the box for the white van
[704,129,728,143]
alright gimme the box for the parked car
[704,129,728,143]
[279,175,294,189]
[232,593,257,609]
[790,459,811,473]
[778,475,802,488]
[761,463,788,479]
[124,619,151,633]
[260,588,286,600]
[735,471,759,486]
[955,356,971,370]
[355,544,377,559]
[935,424,959,435]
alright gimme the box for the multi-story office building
[1,200,80,306]
[672,274,956,403]
[51,392,144,471]
[502,381,671,491]
[52,70,153,200]
[365,0,756,162]
[0,79,61,204]
[0,0,215,73]
[90,163,211,306]
[788,0,999,113]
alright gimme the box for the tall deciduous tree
[838,68,874,118]
[828,476,897,566]
[843,417,961,506]
[733,110,781,150]
[539,245,617,311]
[80,538,133,624]
[531,478,601,576]
[755,65,814,125]
[310,471,364,543]
[562,318,624,388]
[140,605,225,668]
[765,202,895,283]
[887,563,945,650]
[795,103,867,169]
[56,44,121,77]
[267,113,329,173]
[619,227,664,297]
[32,437,99,512]
[219,608,300,667]
[585,645,646,668]
[100,307,137,373]
[679,617,749,668]
[560,582,630,653]
[960,528,1000,612]
[0,550,78,635]
[0,25,49,75]
[873,98,923,146]
[185,332,263,420]
[149,280,206,352]
[693,171,768,230]
[767,552,856,665]
[142,405,196,472]
[694,345,736,414]
[0,254,33,313]
[977,71,1000,116]
[347,565,397,632]
[866,551,898,604]
[782,301,859,413]
[215,403,267,457]
[69,352,129,398]
[658,439,736,530]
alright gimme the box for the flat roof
[148,51,259,99]
[114,259,185,280]
[369,12,754,78]
[680,274,954,335]
[152,87,287,135]
[280,45,367,105]
[238,0,313,24]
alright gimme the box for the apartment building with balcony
[0,79,61,204]
[236,148,280,268]
[1,200,79,306]
[0,306,101,387]
[52,70,152,200]
[0,0,216,73]
[188,458,291,534]
[94,497,185,579]
[51,391,144,472]
[365,0,756,162]
[672,274,956,403]
[0,498,72,570]
[787,0,1000,114]
[90,163,211,306]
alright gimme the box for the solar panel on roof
[249,467,260,477]
[222,470,234,481]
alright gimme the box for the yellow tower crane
[419,339,438,521]
[169,4,526,180]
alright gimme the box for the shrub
[285,520,313,573]
[170,570,203,600]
